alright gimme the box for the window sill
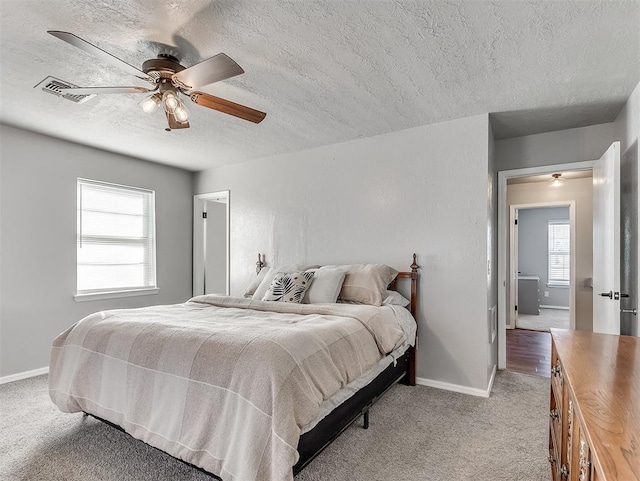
[547,284,570,289]
[74,288,159,302]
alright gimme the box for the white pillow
[382,290,410,307]
[252,264,320,300]
[262,271,315,303]
[302,268,347,304]
[243,268,269,298]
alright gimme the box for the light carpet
[517,308,569,331]
[0,371,550,481]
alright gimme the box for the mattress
[302,305,416,434]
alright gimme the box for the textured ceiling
[0,1,638,171]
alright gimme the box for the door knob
[619,293,630,298]
[621,308,637,316]
[600,291,613,299]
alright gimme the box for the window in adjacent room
[548,220,570,287]
[76,178,157,300]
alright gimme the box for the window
[76,179,157,299]
[548,220,570,286]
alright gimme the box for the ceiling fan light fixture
[45,31,266,130]
[162,90,179,112]
[549,173,565,188]
[140,93,161,113]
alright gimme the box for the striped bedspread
[49,295,409,481]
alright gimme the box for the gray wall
[495,123,614,172]
[0,125,194,377]
[614,80,640,336]
[487,122,498,384]
[195,114,495,393]
[518,207,570,308]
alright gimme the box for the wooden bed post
[408,253,418,386]
[256,253,265,274]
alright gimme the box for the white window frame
[75,178,158,302]
[548,220,570,287]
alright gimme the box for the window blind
[77,179,156,294]
[548,221,570,286]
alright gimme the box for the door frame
[497,161,594,370]
[193,191,230,296]
[509,201,576,330]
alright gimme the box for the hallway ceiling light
[549,173,565,188]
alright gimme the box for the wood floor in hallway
[506,328,551,378]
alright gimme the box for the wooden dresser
[549,329,640,481]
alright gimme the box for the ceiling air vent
[34,76,95,104]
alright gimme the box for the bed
[49,255,419,481]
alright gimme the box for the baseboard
[0,366,49,385]
[416,374,492,398]
[540,305,570,310]
[487,364,497,396]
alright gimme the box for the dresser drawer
[550,349,564,409]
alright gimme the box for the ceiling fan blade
[59,86,155,95]
[172,53,244,90]
[48,31,154,83]
[165,111,190,130]
[190,92,266,124]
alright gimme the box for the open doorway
[497,161,594,377]
[193,191,230,296]
[511,203,574,332]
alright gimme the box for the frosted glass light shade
[174,103,189,123]
[163,90,179,111]
[140,95,160,113]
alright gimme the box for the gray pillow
[334,264,399,306]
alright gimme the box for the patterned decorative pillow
[251,264,321,300]
[262,271,315,303]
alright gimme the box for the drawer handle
[548,455,556,465]
[551,365,561,376]
[560,464,570,478]
[549,408,559,420]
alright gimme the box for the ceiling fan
[46,31,266,130]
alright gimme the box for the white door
[592,142,621,334]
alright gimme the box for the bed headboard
[391,254,419,386]
[254,252,419,318]
[388,253,419,320]
[256,253,266,274]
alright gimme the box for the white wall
[0,125,194,378]
[614,80,639,336]
[507,178,593,331]
[195,114,494,393]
